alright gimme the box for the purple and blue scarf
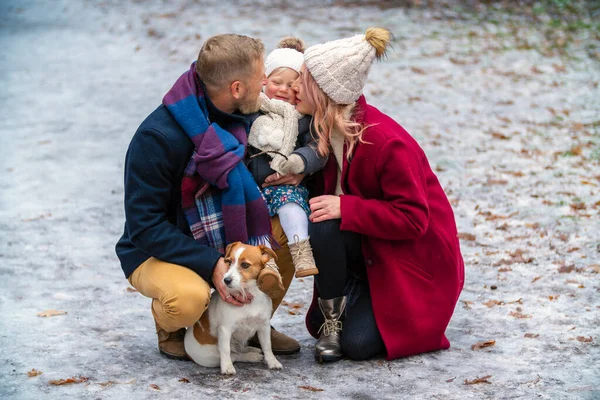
[163,62,272,253]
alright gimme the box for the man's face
[238,59,266,115]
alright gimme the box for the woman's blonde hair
[302,27,391,160]
[303,71,366,160]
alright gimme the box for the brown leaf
[410,66,426,75]
[558,264,575,273]
[486,178,509,185]
[37,310,67,318]
[28,369,43,377]
[464,375,492,385]
[285,302,304,309]
[462,300,473,310]
[178,378,190,383]
[49,376,89,385]
[446,377,456,382]
[510,311,531,319]
[524,333,539,338]
[458,232,476,241]
[484,300,504,308]
[531,276,542,283]
[570,202,586,211]
[567,247,580,253]
[576,336,593,343]
[531,66,543,74]
[126,287,138,293]
[498,267,512,272]
[287,310,297,315]
[471,340,496,350]
[149,384,161,390]
[298,385,324,392]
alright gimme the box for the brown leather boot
[315,296,347,363]
[248,326,301,355]
[155,322,190,361]
[257,259,285,299]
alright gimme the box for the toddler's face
[264,68,299,105]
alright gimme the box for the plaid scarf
[163,62,272,253]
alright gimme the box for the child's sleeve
[293,115,328,174]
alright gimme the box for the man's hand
[309,195,341,223]
[212,258,253,307]
[262,172,306,187]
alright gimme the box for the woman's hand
[309,195,341,223]
[262,172,306,187]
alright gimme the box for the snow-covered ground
[1,0,598,399]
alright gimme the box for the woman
[291,28,465,362]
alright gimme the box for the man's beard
[238,93,261,114]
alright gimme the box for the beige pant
[128,216,294,332]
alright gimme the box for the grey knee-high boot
[315,296,347,363]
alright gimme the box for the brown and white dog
[184,242,283,375]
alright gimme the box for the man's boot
[315,296,347,363]
[248,326,301,355]
[289,236,319,278]
[155,321,190,361]
[257,259,285,298]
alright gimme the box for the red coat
[306,96,465,360]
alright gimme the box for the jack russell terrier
[184,242,283,375]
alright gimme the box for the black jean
[308,219,386,360]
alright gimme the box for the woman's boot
[315,296,347,363]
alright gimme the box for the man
[116,34,299,360]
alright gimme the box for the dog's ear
[225,242,242,258]
[258,245,278,265]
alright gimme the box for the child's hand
[276,154,305,175]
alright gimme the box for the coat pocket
[398,259,434,282]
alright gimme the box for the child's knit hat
[304,27,392,105]
[265,37,305,77]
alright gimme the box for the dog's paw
[221,363,236,375]
[242,352,264,363]
[266,358,283,370]
[244,347,263,354]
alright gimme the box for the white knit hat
[265,48,304,77]
[304,27,391,105]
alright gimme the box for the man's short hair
[196,34,265,88]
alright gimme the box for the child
[247,38,327,278]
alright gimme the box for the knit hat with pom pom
[265,37,305,77]
[304,27,391,105]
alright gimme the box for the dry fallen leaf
[299,385,324,392]
[410,66,426,75]
[149,384,161,390]
[49,376,89,385]
[510,311,531,319]
[458,232,476,241]
[464,375,492,385]
[576,336,593,343]
[462,300,473,310]
[37,310,67,318]
[28,369,43,377]
[471,340,496,350]
[178,378,190,383]
[531,276,542,283]
[484,300,504,308]
[524,333,539,338]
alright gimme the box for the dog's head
[222,242,277,296]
